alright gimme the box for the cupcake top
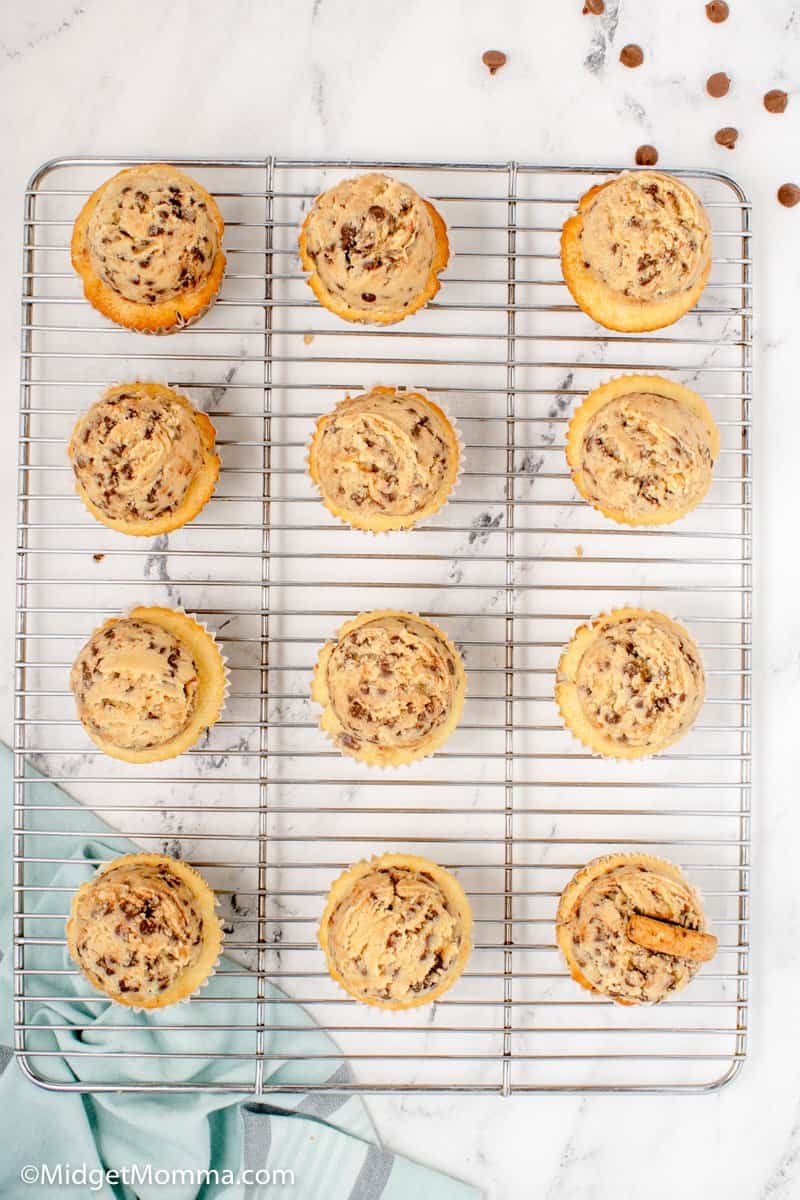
[319,854,472,1009]
[567,377,719,525]
[308,387,460,531]
[579,172,711,304]
[556,609,705,758]
[556,854,709,1004]
[69,384,205,525]
[300,173,446,321]
[66,854,221,1007]
[86,166,220,305]
[71,617,199,752]
[311,610,466,766]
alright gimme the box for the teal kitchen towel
[1,750,481,1199]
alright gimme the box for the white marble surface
[1,1,798,1196]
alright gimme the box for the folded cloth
[0,750,481,1200]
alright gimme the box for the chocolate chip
[764,88,789,114]
[715,125,739,149]
[367,205,387,220]
[705,0,729,21]
[620,44,644,68]
[93,553,104,563]
[635,144,659,166]
[481,49,507,75]
[706,71,730,98]
[583,0,604,11]
[361,292,376,302]
[778,183,800,207]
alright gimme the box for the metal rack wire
[14,157,751,1095]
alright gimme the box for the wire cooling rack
[14,158,751,1095]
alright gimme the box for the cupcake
[555,608,705,759]
[318,853,472,1009]
[71,164,226,333]
[566,375,720,526]
[311,609,466,767]
[71,606,227,763]
[66,853,222,1008]
[556,853,717,1005]
[68,382,220,536]
[561,171,712,331]
[308,386,460,532]
[298,173,449,325]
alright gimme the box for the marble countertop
[1,1,797,1196]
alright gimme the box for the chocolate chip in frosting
[706,71,730,98]
[482,50,507,74]
[714,125,739,149]
[705,0,729,21]
[764,88,789,114]
[620,44,644,68]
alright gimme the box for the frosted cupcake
[566,375,720,526]
[561,171,712,331]
[308,386,460,532]
[68,382,220,535]
[311,610,466,766]
[66,853,222,1008]
[555,608,705,759]
[318,853,472,1009]
[556,853,717,1005]
[70,606,226,763]
[299,173,449,324]
[71,164,226,333]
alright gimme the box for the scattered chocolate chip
[93,553,104,563]
[705,0,729,21]
[778,183,800,207]
[764,89,789,114]
[481,49,507,75]
[715,125,739,149]
[620,44,644,68]
[635,144,659,166]
[706,71,730,98]
[361,292,376,303]
[583,0,605,10]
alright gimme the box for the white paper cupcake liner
[304,385,465,537]
[310,608,468,771]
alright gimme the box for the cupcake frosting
[321,857,471,1007]
[309,388,458,529]
[580,172,711,303]
[86,167,220,304]
[68,859,207,1004]
[571,612,704,752]
[69,384,205,523]
[302,173,438,317]
[319,613,461,756]
[558,858,706,1004]
[71,618,199,752]
[575,390,715,520]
